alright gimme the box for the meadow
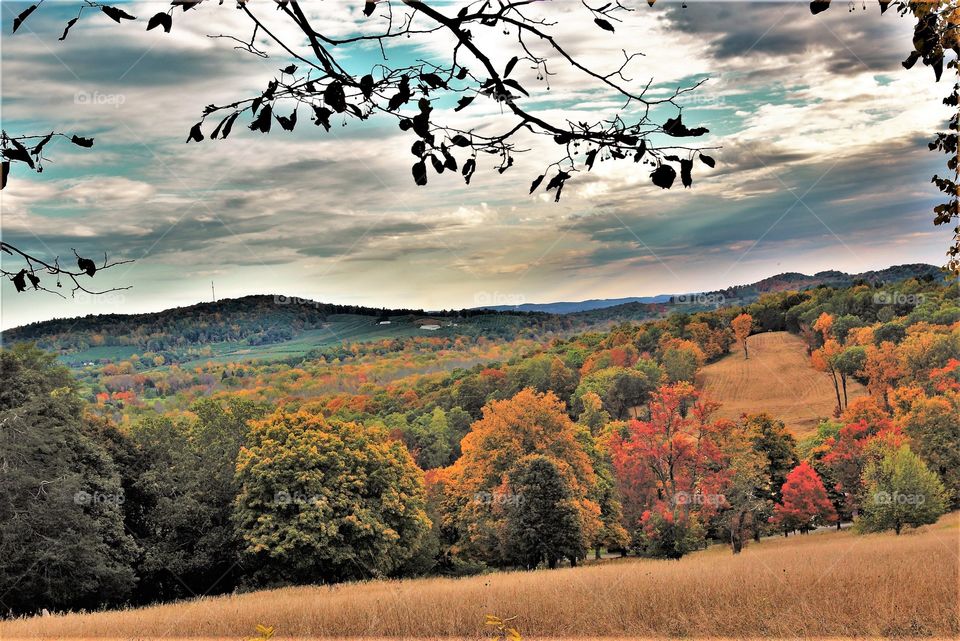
[4,513,956,640]
[698,332,867,438]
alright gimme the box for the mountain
[473,295,672,314]
[2,263,945,367]
[472,264,946,314]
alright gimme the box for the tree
[812,338,844,412]
[858,445,948,535]
[234,407,430,585]
[127,397,269,602]
[898,394,960,504]
[659,338,705,383]
[833,345,867,409]
[443,388,600,565]
[505,455,587,569]
[861,341,903,410]
[731,313,753,359]
[5,0,716,294]
[770,462,838,535]
[0,345,137,614]
[607,383,728,558]
[743,413,798,538]
[573,365,659,419]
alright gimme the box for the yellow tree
[731,313,753,359]
[444,388,601,566]
[861,342,903,410]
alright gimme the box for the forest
[2,273,958,615]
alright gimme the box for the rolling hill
[697,331,866,437]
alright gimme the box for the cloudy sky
[0,0,953,329]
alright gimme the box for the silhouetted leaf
[250,105,273,133]
[462,158,476,184]
[634,140,647,162]
[585,148,599,171]
[411,140,426,157]
[59,17,78,40]
[275,109,297,131]
[312,106,333,132]
[809,1,829,15]
[545,171,570,201]
[455,96,475,112]
[699,154,716,168]
[211,112,240,139]
[504,56,519,78]
[27,272,40,290]
[101,6,136,23]
[388,76,411,111]
[879,1,890,13]
[146,12,172,33]
[456,67,469,80]
[4,139,34,169]
[412,160,428,186]
[680,158,693,188]
[1,161,8,190]
[13,269,27,292]
[363,0,376,17]
[440,145,457,171]
[651,164,676,189]
[594,17,615,32]
[430,155,445,174]
[280,64,297,74]
[186,122,204,143]
[903,51,920,70]
[663,115,708,137]
[360,74,374,100]
[70,135,94,148]
[451,134,471,147]
[324,81,347,113]
[420,72,445,89]
[31,133,53,156]
[502,78,529,97]
[77,256,97,277]
[13,4,37,33]
[529,173,545,194]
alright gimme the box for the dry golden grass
[697,332,867,438]
[3,513,957,641]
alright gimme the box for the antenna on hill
[211,280,216,303]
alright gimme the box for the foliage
[857,445,948,534]
[770,462,837,533]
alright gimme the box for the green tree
[234,408,430,585]
[405,407,452,469]
[899,395,960,505]
[505,455,587,569]
[858,445,948,535]
[128,397,268,601]
[0,345,137,614]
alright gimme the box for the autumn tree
[858,445,948,535]
[861,341,903,410]
[234,408,430,585]
[731,313,753,359]
[607,383,728,558]
[743,413,798,538]
[770,462,838,535]
[898,394,960,504]
[443,388,601,566]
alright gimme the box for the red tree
[770,462,837,534]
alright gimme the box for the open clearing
[698,331,866,438]
[3,513,956,640]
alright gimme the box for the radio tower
[211,281,216,303]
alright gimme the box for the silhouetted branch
[1,242,133,297]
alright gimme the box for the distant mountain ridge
[1,263,945,361]
[474,263,945,314]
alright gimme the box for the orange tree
[731,313,753,359]
[441,388,601,567]
[770,461,837,535]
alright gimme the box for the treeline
[2,276,957,616]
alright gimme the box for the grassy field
[697,331,867,438]
[4,514,956,640]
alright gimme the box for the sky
[0,0,954,329]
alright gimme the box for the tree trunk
[548,557,557,569]
[743,341,749,360]
[595,546,601,560]
[841,374,848,408]
[895,523,902,535]
[830,371,842,412]
[570,556,578,568]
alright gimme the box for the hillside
[697,331,866,437]
[4,513,955,639]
